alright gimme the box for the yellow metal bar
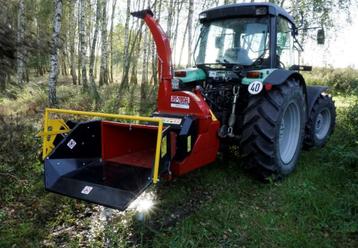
[38,130,70,136]
[152,121,163,184]
[42,108,164,184]
[42,109,49,160]
[45,108,162,123]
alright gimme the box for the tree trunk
[48,0,63,106]
[70,0,77,85]
[16,0,26,85]
[0,72,6,91]
[61,50,68,76]
[187,0,194,67]
[166,0,174,41]
[140,28,148,113]
[77,0,81,85]
[99,0,109,86]
[79,0,88,89]
[151,0,161,85]
[89,0,100,101]
[120,0,131,88]
[109,0,117,83]
[178,20,188,66]
[172,0,184,64]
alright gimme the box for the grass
[0,81,357,247]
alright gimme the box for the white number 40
[248,81,263,95]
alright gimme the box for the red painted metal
[142,14,172,101]
[101,121,158,168]
[171,120,220,176]
[136,11,221,176]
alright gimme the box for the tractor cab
[195,3,298,71]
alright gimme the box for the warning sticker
[81,186,93,195]
[170,95,190,109]
[67,139,77,149]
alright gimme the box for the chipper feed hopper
[42,4,335,210]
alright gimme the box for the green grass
[0,85,357,247]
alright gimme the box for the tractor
[41,3,336,210]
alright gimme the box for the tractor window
[277,17,295,68]
[195,17,269,66]
[240,23,269,61]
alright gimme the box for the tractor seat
[223,48,252,65]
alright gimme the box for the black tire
[304,94,336,149]
[239,78,306,179]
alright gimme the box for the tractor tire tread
[304,94,336,149]
[239,78,305,179]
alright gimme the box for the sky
[302,7,358,68]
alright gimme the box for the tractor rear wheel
[304,94,336,149]
[239,78,306,179]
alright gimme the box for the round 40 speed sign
[248,81,263,95]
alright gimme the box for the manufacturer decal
[248,81,263,95]
[67,139,77,149]
[160,117,182,125]
[170,95,190,109]
[81,186,93,195]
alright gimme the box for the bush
[303,67,358,95]
[341,100,358,144]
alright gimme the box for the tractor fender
[263,69,305,86]
[263,69,328,117]
[306,85,328,115]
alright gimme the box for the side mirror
[317,29,325,45]
[215,36,223,48]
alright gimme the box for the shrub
[303,67,358,95]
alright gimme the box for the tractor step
[44,119,170,210]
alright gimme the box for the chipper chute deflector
[42,4,336,210]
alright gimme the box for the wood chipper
[42,3,336,210]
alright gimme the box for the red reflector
[175,71,187,77]
[265,83,273,91]
[246,71,260,78]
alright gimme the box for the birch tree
[109,0,117,83]
[89,0,100,101]
[79,0,88,89]
[48,0,63,106]
[77,0,81,85]
[120,0,131,88]
[69,0,77,85]
[187,0,194,66]
[140,26,149,113]
[166,0,174,41]
[16,0,26,85]
[99,0,108,86]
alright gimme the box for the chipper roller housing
[42,3,336,210]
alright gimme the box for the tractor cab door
[276,16,297,69]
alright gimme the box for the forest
[0,0,357,247]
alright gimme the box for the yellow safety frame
[42,108,164,184]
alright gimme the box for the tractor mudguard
[264,69,329,116]
[263,69,305,86]
[306,85,328,115]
